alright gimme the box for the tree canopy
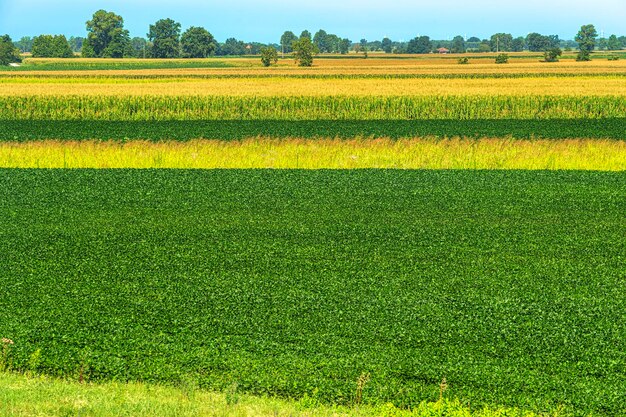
[32,35,73,58]
[292,36,317,66]
[407,36,431,54]
[575,24,597,61]
[149,18,181,58]
[0,35,22,66]
[181,27,216,58]
[280,31,297,54]
[82,10,131,58]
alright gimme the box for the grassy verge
[2,119,626,141]
[0,138,624,170]
[0,372,570,417]
[1,170,624,415]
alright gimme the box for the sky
[1,0,625,43]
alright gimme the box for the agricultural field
[0,56,625,417]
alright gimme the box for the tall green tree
[313,29,329,53]
[260,46,278,66]
[181,27,215,58]
[339,38,351,54]
[31,35,73,58]
[407,36,431,54]
[0,35,22,65]
[292,36,318,66]
[280,31,297,54]
[15,36,33,53]
[450,36,465,53]
[489,33,513,52]
[575,24,597,61]
[300,30,311,40]
[130,37,148,58]
[607,34,621,51]
[511,36,525,52]
[148,18,181,58]
[82,10,131,58]
[68,36,84,53]
[219,38,246,55]
[381,37,393,53]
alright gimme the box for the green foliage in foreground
[0,170,624,416]
[0,372,572,417]
[2,95,625,121]
[1,119,626,141]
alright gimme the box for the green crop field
[1,169,624,416]
[2,119,626,142]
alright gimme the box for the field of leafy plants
[1,169,625,416]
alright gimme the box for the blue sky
[1,0,625,42]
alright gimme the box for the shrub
[495,53,509,64]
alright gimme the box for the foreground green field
[1,170,624,416]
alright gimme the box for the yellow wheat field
[1,76,625,97]
[2,138,624,170]
[2,57,626,78]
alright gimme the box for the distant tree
[339,38,351,54]
[31,35,73,58]
[511,36,525,52]
[130,37,148,58]
[68,36,84,53]
[478,41,491,53]
[82,10,131,58]
[450,35,465,53]
[467,36,481,42]
[326,34,341,53]
[148,18,181,58]
[619,36,626,49]
[300,30,311,40]
[14,36,33,53]
[597,37,609,50]
[607,34,621,51]
[490,33,513,52]
[292,36,318,66]
[543,47,562,62]
[495,53,509,64]
[313,29,329,53]
[0,35,22,65]
[575,24,597,61]
[260,46,278,66]
[280,31,298,54]
[219,38,246,55]
[180,27,215,58]
[381,37,392,53]
[407,36,431,54]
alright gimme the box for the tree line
[1,9,625,64]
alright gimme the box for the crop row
[0,170,624,416]
[2,119,626,141]
[3,72,626,80]
[2,95,625,120]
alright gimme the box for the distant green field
[2,119,626,141]
[1,170,624,416]
[3,60,238,71]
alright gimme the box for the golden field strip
[3,57,626,77]
[1,76,625,97]
[1,138,624,170]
